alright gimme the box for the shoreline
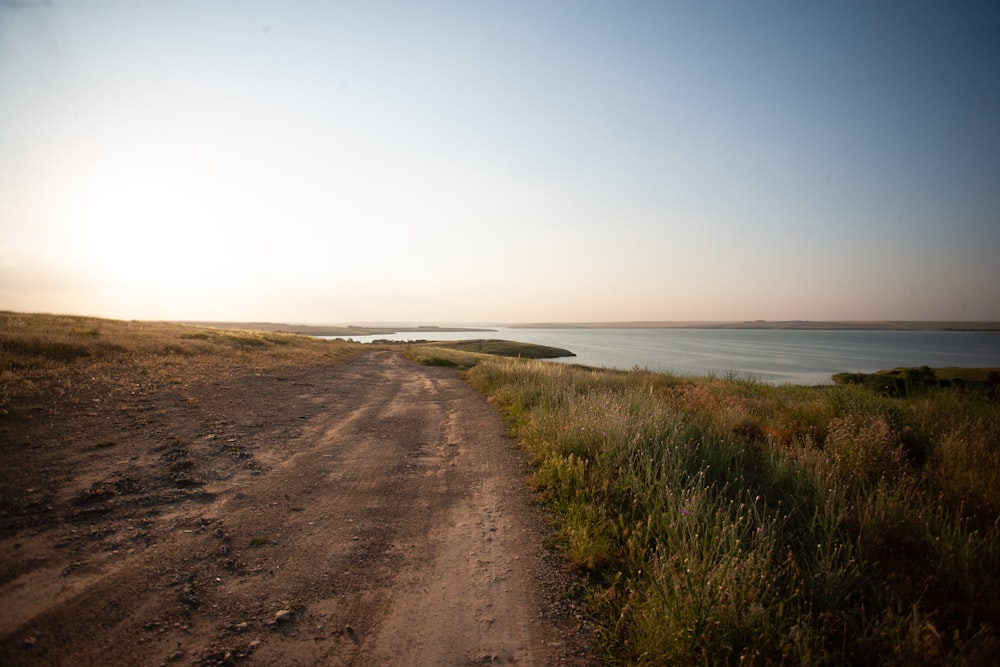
[176,321,496,337]
[177,319,1000,335]
[509,320,1000,332]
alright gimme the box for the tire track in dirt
[1,350,595,665]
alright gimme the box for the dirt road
[1,350,596,665]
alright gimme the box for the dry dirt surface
[1,349,597,666]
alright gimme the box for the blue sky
[1,1,997,323]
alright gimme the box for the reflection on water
[325,328,1000,385]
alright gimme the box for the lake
[325,328,1000,385]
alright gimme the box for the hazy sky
[2,1,998,324]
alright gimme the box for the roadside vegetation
[407,346,1000,665]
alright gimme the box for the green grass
[934,367,1000,383]
[401,345,480,370]
[458,356,1000,665]
[833,366,999,396]
[399,340,574,367]
[417,338,574,359]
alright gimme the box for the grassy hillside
[406,346,1000,665]
[1,312,361,407]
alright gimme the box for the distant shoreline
[509,321,1000,332]
[176,320,1000,335]
[177,322,496,337]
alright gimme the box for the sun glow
[67,174,236,312]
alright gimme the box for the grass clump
[465,358,1000,665]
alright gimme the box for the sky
[1,1,998,324]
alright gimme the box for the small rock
[234,621,249,632]
[21,634,37,648]
[274,609,293,624]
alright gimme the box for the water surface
[327,328,1000,385]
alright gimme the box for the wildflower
[680,508,690,516]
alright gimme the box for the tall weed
[466,358,1000,665]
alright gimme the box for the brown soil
[1,349,597,666]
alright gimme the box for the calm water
[328,328,1000,385]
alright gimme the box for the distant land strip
[510,321,1000,331]
[418,339,575,360]
[177,322,496,337]
[178,320,1000,335]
